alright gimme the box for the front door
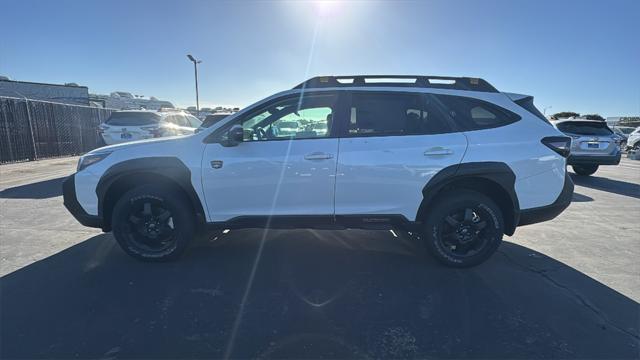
[202,92,344,222]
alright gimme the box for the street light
[187,54,202,117]
[543,105,552,116]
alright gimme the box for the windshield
[105,112,160,126]
[556,121,613,136]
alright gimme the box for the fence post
[24,99,39,160]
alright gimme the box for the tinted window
[433,95,520,131]
[105,112,160,126]
[202,114,229,128]
[347,92,451,136]
[236,93,339,141]
[165,115,189,127]
[556,121,613,136]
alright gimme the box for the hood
[87,136,186,155]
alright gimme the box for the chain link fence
[0,96,113,164]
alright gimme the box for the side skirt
[206,215,422,232]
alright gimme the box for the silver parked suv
[553,119,621,176]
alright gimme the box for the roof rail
[293,75,498,93]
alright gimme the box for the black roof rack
[293,75,498,93]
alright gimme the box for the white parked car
[99,110,202,145]
[626,127,640,151]
[64,75,573,267]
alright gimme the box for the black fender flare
[96,157,205,230]
[417,162,520,235]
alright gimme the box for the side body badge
[210,160,223,169]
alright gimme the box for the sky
[1,0,639,117]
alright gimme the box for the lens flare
[314,0,339,17]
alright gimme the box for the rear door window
[165,115,189,127]
[345,92,452,137]
[433,94,520,131]
[185,115,202,128]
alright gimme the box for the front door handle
[424,147,453,156]
[304,152,334,160]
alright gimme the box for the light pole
[187,54,202,117]
[543,105,552,116]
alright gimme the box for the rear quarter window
[433,94,521,131]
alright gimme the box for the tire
[572,164,598,176]
[111,184,195,261]
[421,190,504,268]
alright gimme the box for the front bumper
[62,175,103,229]
[518,171,574,226]
[567,152,621,166]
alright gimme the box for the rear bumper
[62,175,103,229]
[518,171,574,227]
[567,152,621,165]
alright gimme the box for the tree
[583,114,605,121]
[551,112,580,120]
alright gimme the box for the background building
[0,78,89,106]
[89,92,174,110]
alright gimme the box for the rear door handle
[424,147,453,156]
[304,152,334,160]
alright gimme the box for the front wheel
[111,185,195,261]
[572,164,598,176]
[421,190,504,268]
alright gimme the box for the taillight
[542,136,572,157]
[141,125,163,138]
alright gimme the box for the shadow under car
[1,229,638,359]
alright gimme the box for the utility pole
[187,54,202,117]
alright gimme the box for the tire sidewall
[572,164,598,176]
[112,185,195,261]
[423,191,504,268]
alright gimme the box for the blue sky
[1,0,638,117]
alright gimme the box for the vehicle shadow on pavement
[0,176,65,199]
[571,174,640,199]
[571,192,594,202]
[1,230,638,359]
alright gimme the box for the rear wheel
[421,190,504,268]
[572,164,598,176]
[112,185,195,261]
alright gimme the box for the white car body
[626,127,640,150]
[63,75,574,266]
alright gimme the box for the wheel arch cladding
[417,162,520,236]
[96,157,205,231]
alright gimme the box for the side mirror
[222,125,244,147]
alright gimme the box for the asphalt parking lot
[1,157,639,359]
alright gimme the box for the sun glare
[314,0,340,17]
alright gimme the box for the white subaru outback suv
[63,75,574,267]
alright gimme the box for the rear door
[334,91,467,220]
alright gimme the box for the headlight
[77,152,111,172]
